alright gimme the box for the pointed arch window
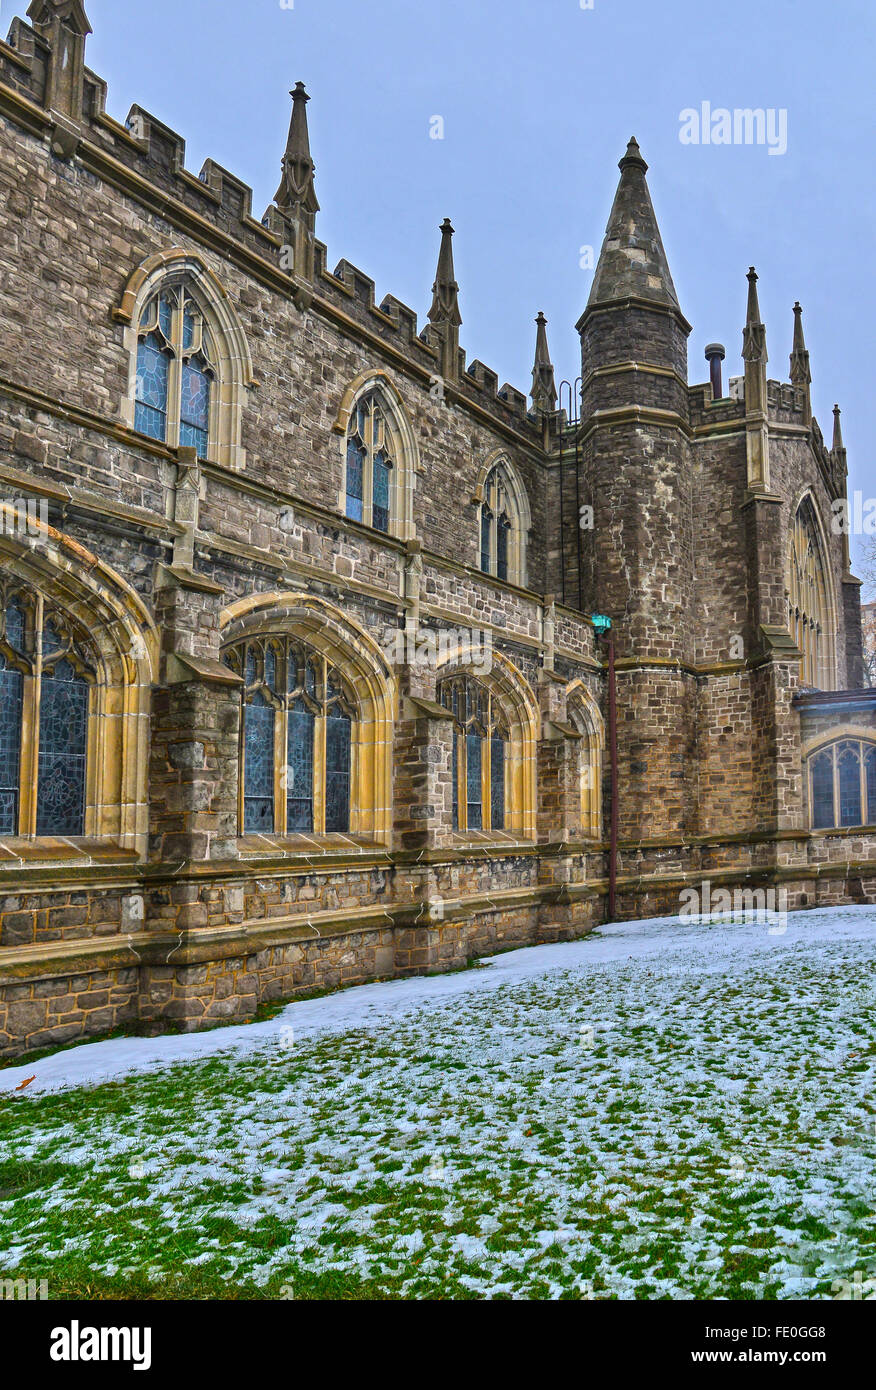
[345,393,397,533]
[788,499,833,690]
[479,462,526,586]
[0,584,95,838]
[568,691,604,840]
[225,637,356,836]
[807,739,876,830]
[439,675,508,832]
[135,286,217,457]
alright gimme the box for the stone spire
[586,138,681,312]
[428,218,461,381]
[530,312,557,415]
[274,82,319,281]
[831,404,847,464]
[742,268,770,489]
[789,301,812,424]
[275,82,319,215]
[26,0,91,126]
[742,267,768,364]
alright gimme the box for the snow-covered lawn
[0,907,874,1300]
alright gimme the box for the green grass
[0,920,874,1300]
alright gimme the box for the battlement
[0,10,539,442]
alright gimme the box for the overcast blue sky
[45,0,876,571]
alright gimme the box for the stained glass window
[5,599,25,653]
[810,750,834,830]
[231,638,354,837]
[490,733,505,831]
[480,507,492,574]
[808,740,876,831]
[480,462,525,585]
[244,692,275,833]
[36,658,89,836]
[439,675,509,834]
[135,333,170,441]
[345,393,396,532]
[287,702,315,832]
[0,652,22,835]
[345,435,365,523]
[837,743,862,828]
[373,452,392,534]
[466,731,482,830]
[0,590,96,841]
[134,287,215,458]
[326,709,351,833]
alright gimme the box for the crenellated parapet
[0,8,539,441]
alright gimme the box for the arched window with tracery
[788,498,833,690]
[807,739,876,830]
[345,392,397,533]
[0,583,95,838]
[438,675,509,832]
[135,286,217,457]
[478,460,527,586]
[225,637,356,836]
[568,687,604,840]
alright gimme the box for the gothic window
[135,286,216,457]
[807,740,876,830]
[345,393,397,533]
[479,461,526,586]
[0,585,95,839]
[568,689,604,840]
[225,637,356,837]
[788,499,833,690]
[439,675,509,833]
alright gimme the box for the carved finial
[26,0,92,125]
[790,301,811,387]
[619,135,648,172]
[742,267,768,365]
[832,404,846,458]
[27,0,91,34]
[275,82,319,216]
[531,312,557,414]
[428,218,462,328]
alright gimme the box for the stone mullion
[274,699,287,835]
[313,711,327,834]
[83,680,101,838]
[236,695,246,833]
[20,592,43,838]
[481,727,492,833]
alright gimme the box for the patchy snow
[1,906,874,1299]
[2,905,873,1097]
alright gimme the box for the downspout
[607,630,618,921]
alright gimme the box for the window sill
[808,823,876,837]
[0,838,140,867]
[235,832,388,861]
[450,831,535,851]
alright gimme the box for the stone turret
[573,138,695,840]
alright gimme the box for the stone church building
[0,2,873,1057]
